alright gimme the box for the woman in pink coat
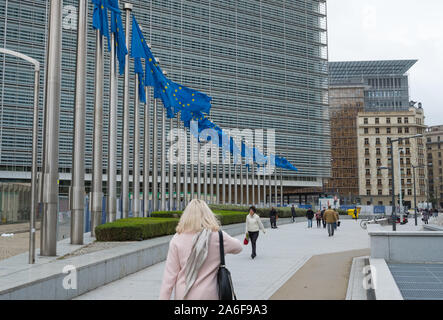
[159,199,242,300]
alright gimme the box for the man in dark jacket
[291,205,296,223]
[321,207,326,228]
[306,208,314,228]
[270,207,278,228]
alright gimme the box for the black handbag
[217,230,237,300]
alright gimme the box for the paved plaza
[76,219,370,300]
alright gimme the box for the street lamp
[388,134,423,231]
[412,164,425,226]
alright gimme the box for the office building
[357,106,427,207]
[426,125,443,209]
[0,0,330,202]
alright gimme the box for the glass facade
[0,0,330,190]
[329,60,417,112]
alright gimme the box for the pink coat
[159,230,242,300]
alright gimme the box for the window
[398,117,402,124]
[386,118,391,124]
[366,190,371,196]
[366,169,371,176]
[398,127,403,134]
[377,159,382,166]
[375,118,379,124]
[405,127,409,134]
[365,159,370,166]
[378,179,382,186]
[365,148,370,155]
[375,128,380,134]
[378,190,383,195]
[364,138,369,145]
[364,128,369,134]
[387,128,391,134]
[366,179,371,186]
[376,148,381,155]
[404,117,409,124]
[364,118,368,124]
[376,138,381,145]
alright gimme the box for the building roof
[329,60,417,81]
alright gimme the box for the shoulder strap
[218,230,225,266]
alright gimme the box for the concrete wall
[369,228,443,263]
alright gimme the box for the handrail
[0,47,40,71]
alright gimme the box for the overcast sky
[327,0,443,126]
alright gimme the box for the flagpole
[132,72,141,217]
[203,150,207,202]
[257,165,261,207]
[280,168,283,207]
[210,162,214,204]
[240,161,243,205]
[274,167,278,207]
[190,129,195,200]
[183,125,188,206]
[228,155,232,204]
[251,162,254,205]
[107,31,118,222]
[268,161,272,207]
[245,163,249,205]
[176,117,181,210]
[40,0,62,256]
[222,161,226,204]
[234,163,237,205]
[70,0,87,244]
[143,87,150,217]
[91,29,104,237]
[152,98,159,211]
[161,104,166,211]
[121,3,132,219]
[197,141,201,199]
[169,118,174,211]
[216,162,220,204]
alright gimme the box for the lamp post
[387,134,423,231]
[412,164,425,226]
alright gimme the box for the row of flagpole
[38,0,287,258]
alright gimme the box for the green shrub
[256,207,307,218]
[95,217,179,241]
[151,211,183,218]
[208,204,249,212]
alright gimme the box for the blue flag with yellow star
[92,0,111,51]
[131,15,212,119]
[108,0,128,75]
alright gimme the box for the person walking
[422,209,429,225]
[245,206,266,259]
[334,210,340,230]
[306,208,314,228]
[291,205,296,223]
[321,207,327,229]
[270,207,278,229]
[315,210,322,228]
[324,206,338,237]
[159,199,242,300]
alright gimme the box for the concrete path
[270,248,370,300]
[76,219,370,300]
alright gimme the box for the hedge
[95,217,179,241]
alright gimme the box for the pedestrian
[315,210,322,228]
[291,205,296,223]
[159,199,242,300]
[245,206,266,259]
[334,210,340,230]
[324,206,338,237]
[422,210,429,225]
[433,208,439,218]
[306,207,314,228]
[354,208,358,221]
[269,207,278,228]
[321,207,327,229]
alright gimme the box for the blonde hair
[176,199,220,234]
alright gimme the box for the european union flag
[92,0,111,51]
[134,57,146,103]
[108,0,128,75]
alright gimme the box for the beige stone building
[426,125,443,209]
[357,106,427,207]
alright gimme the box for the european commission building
[0,0,330,197]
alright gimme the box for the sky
[327,0,443,126]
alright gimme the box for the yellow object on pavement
[347,207,361,218]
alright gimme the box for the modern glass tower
[329,60,417,111]
[0,0,330,195]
